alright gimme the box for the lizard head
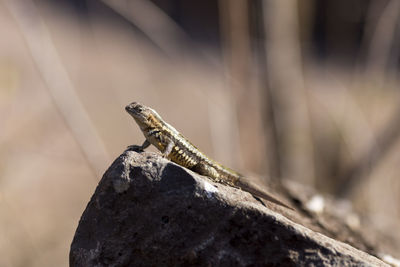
[125,102,162,130]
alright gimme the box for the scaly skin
[126,102,292,209]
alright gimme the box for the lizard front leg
[127,139,150,151]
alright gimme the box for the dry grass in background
[0,0,399,266]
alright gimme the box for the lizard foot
[126,145,145,152]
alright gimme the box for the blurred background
[1,0,400,265]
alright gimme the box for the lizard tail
[235,178,294,210]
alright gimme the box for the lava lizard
[126,102,292,209]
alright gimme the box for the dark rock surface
[70,150,388,266]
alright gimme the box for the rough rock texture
[70,150,388,266]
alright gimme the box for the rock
[70,150,388,267]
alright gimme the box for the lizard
[125,102,293,210]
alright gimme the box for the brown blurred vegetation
[0,0,399,265]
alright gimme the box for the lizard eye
[134,106,144,112]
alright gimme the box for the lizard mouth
[125,102,144,116]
